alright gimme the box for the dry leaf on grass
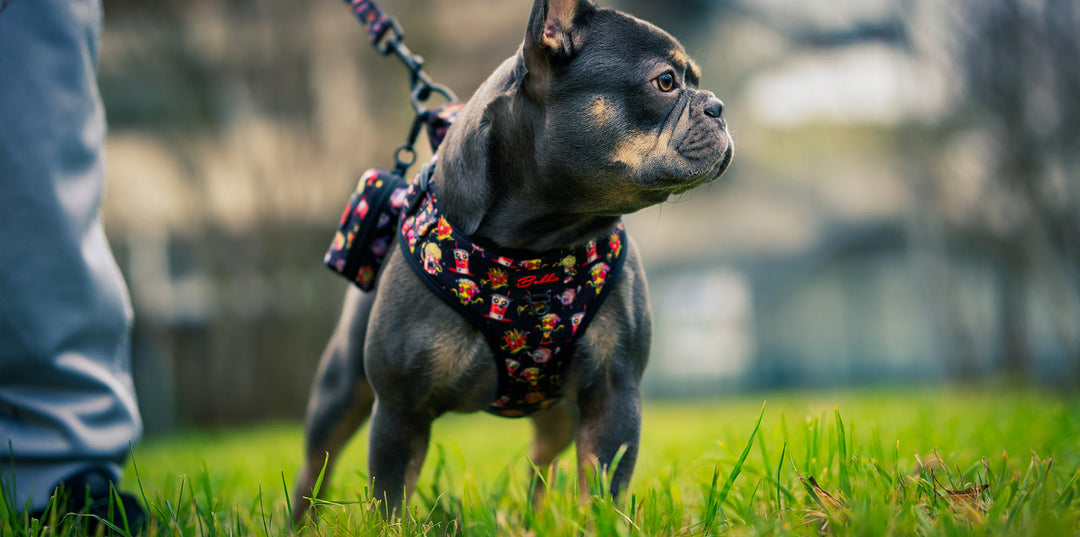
[943,484,990,505]
[799,475,850,532]
[806,476,846,512]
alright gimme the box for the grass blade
[110,485,133,537]
[701,467,722,531]
[198,460,215,531]
[834,405,851,497]
[282,471,294,532]
[257,485,271,537]
[776,441,787,516]
[716,401,767,507]
[310,452,329,504]
[128,443,150,516]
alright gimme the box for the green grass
[3,386,1080,535]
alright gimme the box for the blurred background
[95,0,1080,434]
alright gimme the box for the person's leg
[0,0,142,514]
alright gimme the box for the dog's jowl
[294,0,732,521]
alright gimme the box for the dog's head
[435,0,733,243]
[522,0,733,215]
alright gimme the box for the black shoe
[34,468,147,535]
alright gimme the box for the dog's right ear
[523,0,596,99]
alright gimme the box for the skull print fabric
[399,164,628,417]
[324,168,410,290]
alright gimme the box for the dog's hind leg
[293,288,376,525]
[528,399,579,501]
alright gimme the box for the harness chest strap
[398,164,628,417]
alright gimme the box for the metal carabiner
[410,81,457,115]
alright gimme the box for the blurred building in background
[95,0,1079,431]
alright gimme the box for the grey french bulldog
[293,0,732,521]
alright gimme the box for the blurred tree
[920,0,1080,380]
[949,0,1080,380]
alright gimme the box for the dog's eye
[653,72,676,93]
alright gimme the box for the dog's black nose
[704,95,724,118]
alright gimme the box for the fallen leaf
[944,484,989,505]
[807,476,846,512]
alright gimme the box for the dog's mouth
[675,140,734,192]
[714,143,734,178]
[617,126,733,202]
[673,124,733,180]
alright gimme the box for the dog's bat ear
[525,0,596,64]
[522,0,596,102]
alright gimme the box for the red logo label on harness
[515,272,559,289]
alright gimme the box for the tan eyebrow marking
[687,59,702,82]
[669,48,689,72]
[668,48,701,84]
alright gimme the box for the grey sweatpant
[0,0,142,513]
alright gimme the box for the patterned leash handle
[341,0,459,173]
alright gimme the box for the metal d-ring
[393,144,417,176]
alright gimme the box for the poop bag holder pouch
[323,102,463,290]
[323,169,410,290]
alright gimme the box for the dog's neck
[477,199,621,253]
[432,55,620,254]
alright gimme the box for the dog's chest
[397,178,629,417]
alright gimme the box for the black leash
[342,0,459,176]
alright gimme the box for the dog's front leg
[528,399,579,501]
[574,371,642,500]
[367,400,433,518]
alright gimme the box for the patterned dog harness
[322,106,627,417]
[397,163,627,417]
